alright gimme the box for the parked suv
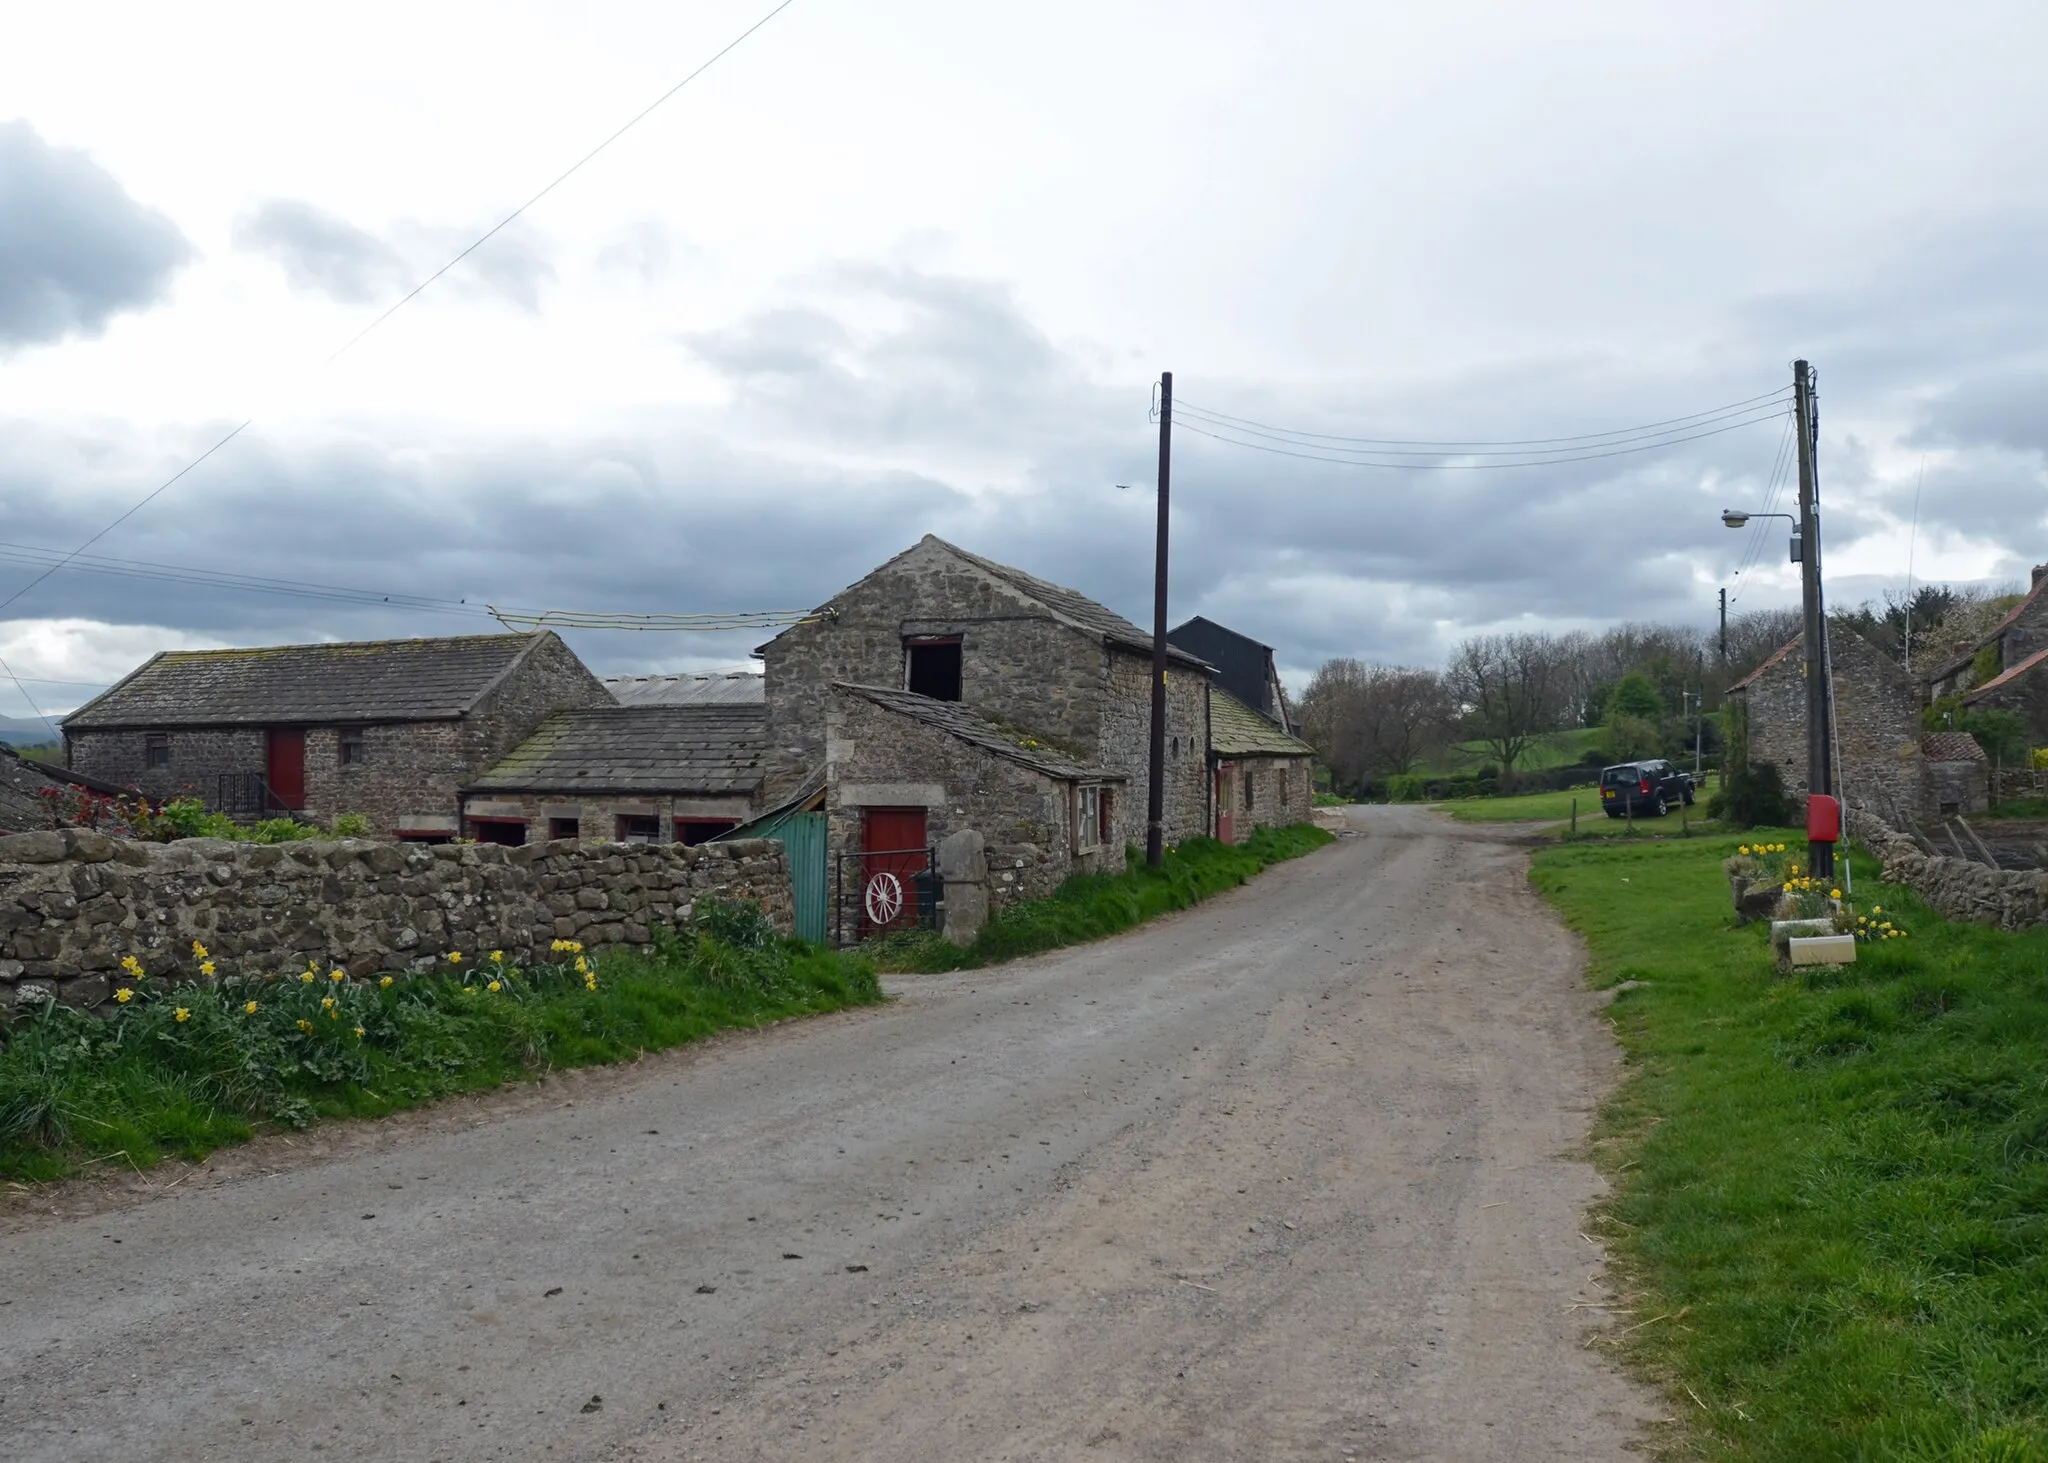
[1598,759,1694,818]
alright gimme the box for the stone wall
[0,829,791,1011]
[1853,806,2048,930]
[1102,649,1211,845]
[67,726,266,810]
[1741,626,1927,817]
[1230,754,1315,839]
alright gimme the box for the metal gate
[834,845,938,945]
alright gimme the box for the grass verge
[1532,831,2048,1461]
[0,904,881,1183]
[1439,773,1725,841]
[868,824,1335,973]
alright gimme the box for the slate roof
[468,705,766,795]
[605,672,765,707]
[836,683,1118,782]
[1962,645,2048,702]
[1209,687,1315,758]
[929,537,1211,669]
[1921,732,1989,763]
[63,633,555,729]
[1929,577,2047,684]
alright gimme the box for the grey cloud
[0,120,190,349]
[236,200,553,311]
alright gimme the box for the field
[1533,833,2048,1460]
[1439,771,1723,838]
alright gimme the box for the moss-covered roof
[1209,687,1314,758]
[468,705,766,795]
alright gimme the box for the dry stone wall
[0,830,790,1011]
[1854,806,2048,930]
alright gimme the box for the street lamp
[1721,509,1799,557]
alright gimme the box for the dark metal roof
[605,672,765,707]
[836,683,1118,781]
[1170,616,1288,727]
[930,537,1210,668]
[63,633,554,729]
[468,705,766,795]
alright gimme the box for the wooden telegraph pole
[1146,372,1173,869]
[1792,359,1835,879]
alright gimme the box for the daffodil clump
[1728,840,1798,887]
[1846,901,1910,943]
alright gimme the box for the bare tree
[1446,633,1571,774]
[1722,608,1804,686]
[1299,659,1453,788]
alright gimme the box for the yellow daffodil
[447,952,463,965]
[354,1026,365,1038]
[329,969,345,983]
[321,996,336,1010]
[297,1019,314,1033]
[191,940,209,959]
[487,980,501,993]
[300,971,315,984]
[173,1007,191,1023]
[379,975,394,989]
[114,987,134,1004]
[1829,888,1842,900]
[120,954,145,979]
[244,1000,259,1014]
[1738,845,1751,855]
[489,950,504,964]
[200,959,217,978]
[1872,905,1882,915]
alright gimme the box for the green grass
[0,908,881,1183]
[1531,833,2048,1460]
[870,824,1335,973]
[1440,773,1725,840]
[1421,726,1608,774]
[1984,797,2048,821]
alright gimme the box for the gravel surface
[0,806,1655,1460]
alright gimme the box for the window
[470,818,527,847]
[1280,769,1289,810]
[1244,770,1256,812]
[1097,786,1113,846]
[338,727,366,765]
[1076,785,1101,851]
[617,814,661,843]
[905,637,963,701]
[548,817,580,842]
[676,818,738,846]
[144,733,170,769]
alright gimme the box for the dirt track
[0,806,1654,1460]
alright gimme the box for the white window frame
[1075,784,1103,853]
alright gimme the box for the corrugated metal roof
[468,705,766,794]
[63,633,550,729]
[1209,687,1315,758]
[604,672,765,707]
[836,683,1116,781]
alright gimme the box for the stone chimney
[2033,563,2047,588]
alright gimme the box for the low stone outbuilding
[62,633,609,839]
[1207,688,1315,842]
[461,705,766,846]
[1919,732,1990,817]
[825,683,1126,935]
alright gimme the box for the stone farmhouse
[62,632,609,840]
[1168,616,1297,735]
[1927,563,2048,709]
[757,535,1217,872]
[1208,688,1316,841]
[1730,625,1988,822]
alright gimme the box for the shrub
[1710,759,1796,829]
[331,812,372,838]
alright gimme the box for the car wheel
[1652,795,1668,817]
[1604,810,1621,819]
[1682,787,1696,806]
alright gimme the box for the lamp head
[1721,510,1750,528]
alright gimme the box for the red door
[1214,764,1236,845]
[266,729,306,811]
[861,808,928,935]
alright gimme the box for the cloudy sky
[3,0,2044,726]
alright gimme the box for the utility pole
[1146,371,1173,869]
[1718,587,1728,669]
[1793,358,1834,879]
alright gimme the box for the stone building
[1927,564,2048,703]
[62,632,608,839]
[1960,647,2048,747]
[1208,688,1316,842]
[1919,732,1990,818]
[1168,616,1296,733]
[824,683,1125,921]
[460,704,766,846]
[1730,624,1976,823]
[758,535,1214,852]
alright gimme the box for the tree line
[1298,583,2020,793]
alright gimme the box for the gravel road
[0,806,1654,1460]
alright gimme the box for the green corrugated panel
[766,811,827,945]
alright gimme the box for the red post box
[1806,793,1841,844]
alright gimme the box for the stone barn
[1208,688,1316,842]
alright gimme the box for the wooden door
[860,807,928,936]
[1214,763,1235,845]
[266,729,306,811]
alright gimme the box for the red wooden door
[861,808,928,935]
[1214,764,1235,845]
[266,729,306,810]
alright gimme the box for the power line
[1165,385,1790,449]
[1172,395,1789,460]
[1727,415,1797,606]
[0,0,801,626]
[488,606,826,633]
[1171,404,1789,470]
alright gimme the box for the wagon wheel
[863,871,906,927]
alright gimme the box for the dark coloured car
[1598,759,1694,818]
